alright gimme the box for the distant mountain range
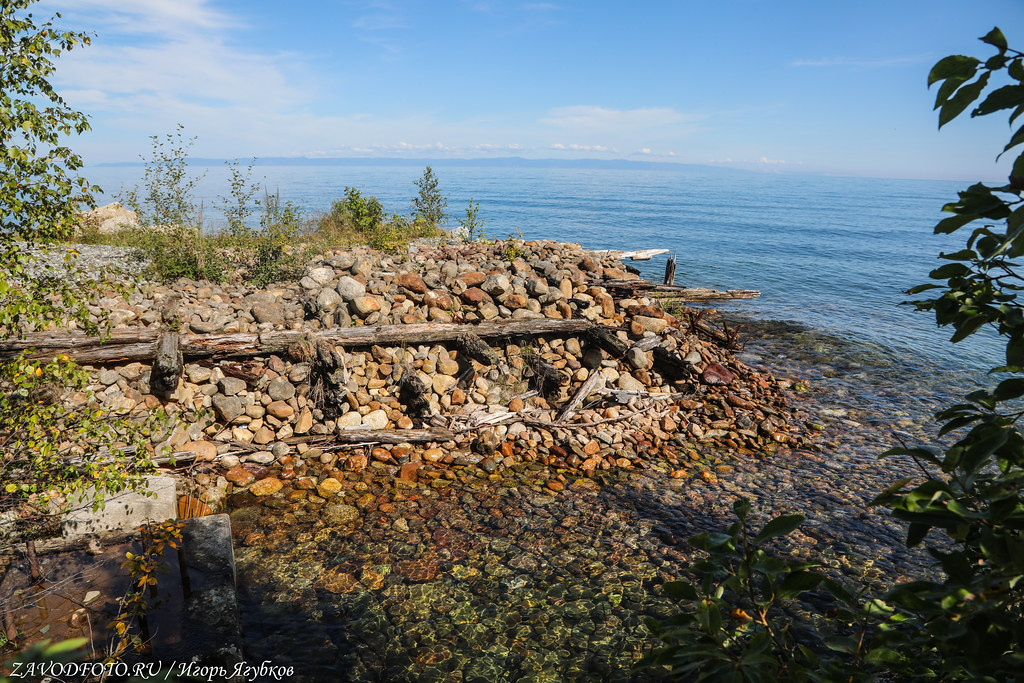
[94,155,742,173]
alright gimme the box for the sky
[33,0,1024,180]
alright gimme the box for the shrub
[120,127,225,282]
[248,188,303,287]
[316,187,440,253]
[456,199,486,241]
[411,165,448,229]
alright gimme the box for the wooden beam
[0,318,595,364]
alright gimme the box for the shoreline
[2,237,939,678]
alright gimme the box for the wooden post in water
[663,253,677,286]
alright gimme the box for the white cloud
[550,143,613,152]
[759,157,786,164]
[542,105,693,132]
[46,0,236,39]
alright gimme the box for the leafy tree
[411,165,448,229]
[0,1,162,544]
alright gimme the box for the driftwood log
[149,332,182,396]
[332,428,455,444]
[0,318,595,364]
[594,278,759,300]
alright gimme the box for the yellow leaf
[730,608,753,624]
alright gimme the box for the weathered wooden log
[0,318,595,364]
[526,354,563,397]
[595,278,759,300]
[587,326,630,358]
[557,369,606,422]
[397,363,430,418]
[149,332,181,396]
[652,344,697,381]
[455,332,500,366]
[663,253,676,286]
[649,287,760,300]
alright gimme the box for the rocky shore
[4,237,938,680]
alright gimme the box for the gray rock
[526,277,549,297]
[482,274,511,297]
[361,409,389,430]
[329,253,355,270]
[617,373,646,392]
[98,369,121,386]
[626,347,651,370]
[190,316,224,334]
[267,376,296,402]
[251,303,284,324]
[315,287,343,312]
[211,395,244,423]
[186,364,213,384]
[218,377,247,396]
[244,291,277,306]
[336,276,366,301]
[307,266,336,286]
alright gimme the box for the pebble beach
[2,237,946,681]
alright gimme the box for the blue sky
[39,0,1024,180]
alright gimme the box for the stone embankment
[9,238,807,516]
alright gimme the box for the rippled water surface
[86,162,1003,679]
[88,162,1000,378]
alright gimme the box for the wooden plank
[593,248,669,261]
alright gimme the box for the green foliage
[249,188,302,287]
[217,157,260,238]
[639,499,876,682]
[121,124,204,229]
[642,28,1024,682]
[1,638,87,682]
[108,521,184,661]
[319,186,439,253]
[457,198,486,241]
[117,127,224,282]
[870,27,1024,681]
[0,0,105,335]
[411,165,448,229]
[0,0,165,545]
[501,229,527,261]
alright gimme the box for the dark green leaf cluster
[643,28,1024,682]
[639,499,876,682]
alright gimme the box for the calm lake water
[86,162,999,381]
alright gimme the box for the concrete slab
[151,514,244,669]
[62,475,178,539]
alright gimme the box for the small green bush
[411,165,448,229]
[248,188,302,287]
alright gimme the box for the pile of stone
[6,239,807,512]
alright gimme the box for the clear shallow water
[87,163,1002,378]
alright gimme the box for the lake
[86,161,998,385]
